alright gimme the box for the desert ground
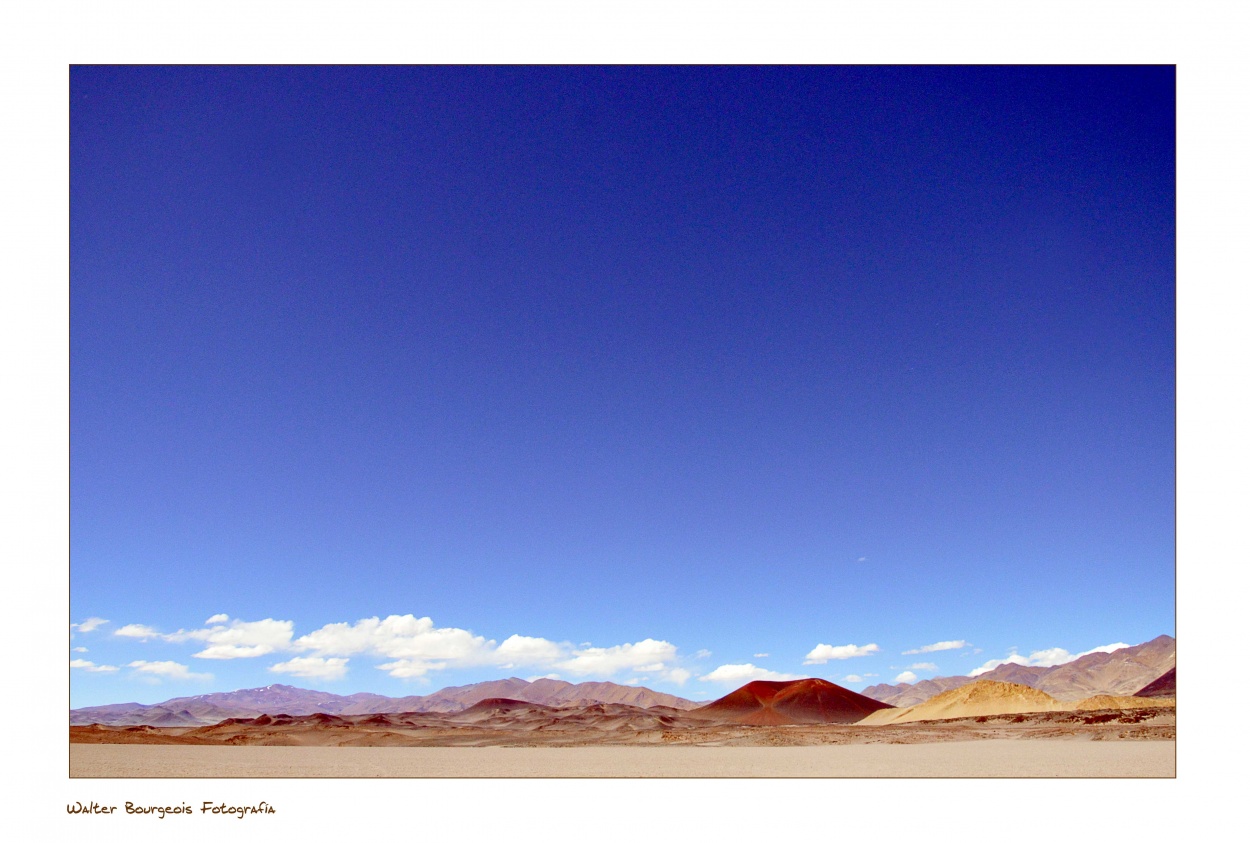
[69,740,1174,777]
[70,704,1175,777]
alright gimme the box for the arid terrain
[70,739,1175,778]
[71,702,1175,749]
[70,695,1174,777]
[70,653,1177,777]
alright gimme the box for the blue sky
[69,66,1174,708]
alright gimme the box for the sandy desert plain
[70,672,1176,778]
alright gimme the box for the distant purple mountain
[71,678,699,726]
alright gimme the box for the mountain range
[861,634,1175,705]
[70,677,699,726]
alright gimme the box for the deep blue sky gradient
[70,66,1174,706]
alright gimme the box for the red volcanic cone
[694,678,893,725]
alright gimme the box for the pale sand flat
[71,740,1174,778]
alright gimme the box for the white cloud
[907,662,939,672]
[895,671,918,683]
[698,664,804,683]
[666,668,692,685]
[842,674,864,683]
[70,659,118,673]
[557,638,679,676]
[903,640,969,655]
[295,615,494,666]
[694,649,712,659]
[967,642,1131,677]
[1024,648,1077,668]
[1078,642,1130,658]
[127,660,212,681]
[175,618,295,659]
[269,657,348,680]
[377,659,443,678]
[526,674,562,682]
[114,624,162,639]
[857,557,868,562]
[753,653,769,658]
[804,643,879,664]
[205,613,229,624]
[72,617,109,633]
[495,634,566,665]
[73,646,88,653]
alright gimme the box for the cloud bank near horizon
[107,613,694,685]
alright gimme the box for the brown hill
[515,679,699,710]
[860,676,974,708]
[693,678,893,725]
[1134,667,1176,698]
[980,663,1052,688]
[363,678,534,713]
[860,680,1066,725]
[1074,694,1174,711]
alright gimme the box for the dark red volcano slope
[693,678,894,725]
[1133,667,1176,698]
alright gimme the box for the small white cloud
[205,613,229,624]
[903,640,969,655]
[127,660,211,681]
[907,662,939,672]
[114,624,162,639]
[624,678,642,685]
[842,674,864,683]
[1075,642,1131,660]
[526,674,562,682]
[804,643,879,664]
[1024,647,1076,668]
[857,557,868,563]
[269,657,348,680]
[666,668,692,685]
[377,659,445,678]
[895,671,918,683]
[753,653,769,658]
[694,649,712,659]
[70,659,118,673]
[73,646,88,653]
[698,664,804,683]
[72,617,109,633]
